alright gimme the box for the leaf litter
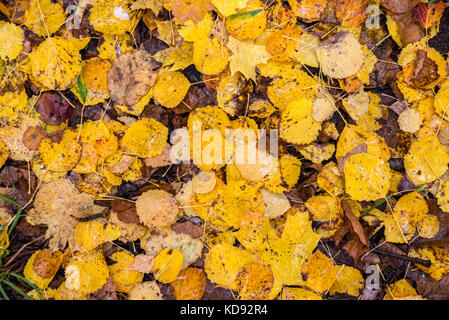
[1,0,449,301]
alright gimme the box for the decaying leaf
[26,178,104,251]
[108,49,159,107]
[316,32,364,79]
[136,189,179,228]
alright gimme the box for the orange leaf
[413,0,444,29]
[336,0,368,27]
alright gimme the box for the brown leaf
[171,221,203,239]
[413,200,449,246]
[35,92,71,125]
[382,0,420,14]
[341,199,369,246]
[387,101,407,115]
[415,273,449,300]
[32,249,61,279]
[128,254,154,274]
[91,277,118,300]
[101,242,116,258]
[144,143,172,168]
[402,49,439,89]
[110,199,140,224]
[22,125,47,150]
[382,0,424,46]
[107,49,159,106]
[15,220,47,239]
[343,235,366,264]
[331,217,351,246]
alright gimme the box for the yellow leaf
[212,0,248,16]
[24,249,63,289]
[153,70,190,108]
[193,37,230,75]
[299,250,338,293]
[344,152,391,201]
[26,178,104,251]
[306,195,343,223]
[204,243,255,290]
[225,0,266,40]
[141,229,203,269]
[129,281,163,300]
[0,22,24,60]
[281,287,322,300]
[405,135,449,185]
[90,0,141,35]
[39,129,82,173]
[280,98,321,145]
[136,189,179,228]
[152,42,194,71]
[28,37,82,90]
[74,220,121,252]
[152,248,184,283]
[65,250,109,295]
[329,266,364,296]
[172,268,207,300]
[409,246,449,281]
[120,118,168,158]
[227,36,272,80]
[109,251,144,293]
[235,263,274,300]
[23,0,67,37]
[384,279,422,300]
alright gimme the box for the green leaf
[7,208,22,236]
[0,194,23,236]
[361,184,428,216]
[74,75,88,103]
[228,8,263,20]
[0,283,9,300]
[0,194,21,208]
[10,273,45,300]
[2,280,35,300]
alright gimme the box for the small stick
[373,249,431,267]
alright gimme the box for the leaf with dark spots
[331,217,352,246]
[413,0,444,28]
[202,279,236,300]
[35,92,71,125]
[73,75,88,103]
[387,101,407,115]
[107,49,159,107]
